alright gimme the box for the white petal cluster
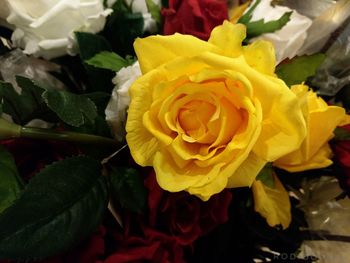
[105,61,142,141]
[249,0,312,64]
[4,0,112,59]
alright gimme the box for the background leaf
[0,146,24,214]
[276,54,326,87]
[110,166,147,214]
[245,12,292,38]
[85,51,129,72]
[0,156,108,260]
[75,32,114,93]
[146,0,161,24]
[0,76,56,125]
[42,89,98,127]
[102,11,144,57]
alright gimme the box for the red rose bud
[162,0,229,40]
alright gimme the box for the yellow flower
[252,173,291,229]
[274,84,349,172]
[126,21,306,201]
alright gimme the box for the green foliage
[238,0,261,24]
[75,32,115,93]
[85,51,130,72]
[0,146,24,214]
[276,54,326,87]
[256,164,275,188]
[103,7,144,56]
[334,127,350,141]
[238,0,292,39]
[75,32,112,61]
[0,156,108,260]
[42,89,98,127]
[0,76,55,125]
[110,166,147,214]
[245,12,292,38]
[146,0,161,24]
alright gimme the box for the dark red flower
[102,214,185,263]
[332,125,350,195]
[145,171,232,245]
[162,0,228,40]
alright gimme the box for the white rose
[5,0,112,59]
[107,0,160,33]
[105,61,141,141]
[249,0,312,64]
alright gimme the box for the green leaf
[146,0,161,24]
[0,76,56,125]
[276,54,326,87]
[75,32,112,61]
[42,89,98,127]
[75,32,114,93]
[103,11,144,57]
[238,0,261,24]
[334,127,350,141]
[256,164,275,188]
[83,92,111,116]
[0,156,108,260]
[245,11,292,38]
[85,51,129,72]
[0,146,24,214]
[110,167,147,214]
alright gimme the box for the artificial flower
[126,21,306,200]
[252,173,291,229]
[105,61,142,141]
[145,171,232,245]
[3,0,112,59]
[162,0,228,40]
[274,84,350,172]
[103,222,185,263]
[247,0,312,64]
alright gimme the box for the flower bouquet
[0,0,350,262]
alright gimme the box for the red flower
[162,0,228,40]
[145,171,232,245]
[102,215,185,263]
[333,125,350,195]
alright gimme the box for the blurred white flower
[105,61,141,141]
[107,0,160,33]
[4,0,112,59]
[249,0,312,64]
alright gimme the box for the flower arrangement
[0,0,350,262]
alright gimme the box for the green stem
[20,127,117,146]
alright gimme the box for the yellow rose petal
[134,34,217,74]
[274,85,348,172]
[208,21,246,58]
[227,152,266,188]
[126,70,164,166]
[154,150,224,193]
[243,40,276,76]
[275,143,332,172]
[252,174,291,229]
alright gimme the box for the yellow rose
[274,84,349,172]
[126,21,306,200]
